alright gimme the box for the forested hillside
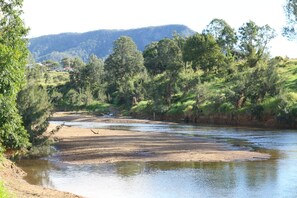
[29,25,195,62]
[29,19,297,129]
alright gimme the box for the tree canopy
[105,36,147,105]
[283,0,297,40]
[0,0,30,150]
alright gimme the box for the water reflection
[18,159,287,198]
[17,159,59,188]
[17,121,297,198]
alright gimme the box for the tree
[183,33,225,74]
[68,57,86,90]
[143,42,163,75]
[283,0,297,40]
[144,38,184,106]
[226,62,281,109]
[104,36,147,105]
[143,38,184,75]
[237,21,276,67]
[83,54,106,100]
[203,18,237,55]
[0,0,30,150]
[17,82,52,144]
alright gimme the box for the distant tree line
[43,19,295,128]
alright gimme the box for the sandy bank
[51,111,175,124]
[49,112,270,164]
[0,158,80,198]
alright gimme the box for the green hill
[29,25,195,62]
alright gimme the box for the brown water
[18,122,297,198]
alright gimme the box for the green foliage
[238,21,276,67]
[143,38,184,75]
[0,0,30,150]
[64,88,91,107]
[167,100,196,116]
[17,82,52,144]
[144,37,184,106]
[183,33,226,74]
[30,19,296,128]
[83,55,106,100]
[0,181,13,198]
[203,18,237,55]
[218,102,235,113]
[130,101,153,116]
[250,104,265,120]
[85,101,111,114]
[278,60,297,92]
[283,0,297,40]
[0,144,4,154]
[277,92,297,125]
[105,36,147,106]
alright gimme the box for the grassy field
[279,60,297,92]
[38,71,70,86]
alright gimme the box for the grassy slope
[38,71,70,86]
[132,60,297,122]
[280,60,297,92]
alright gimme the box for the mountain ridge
[29,24,196,62]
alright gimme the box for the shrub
[276,92,297,125]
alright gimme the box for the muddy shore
[49,112,270,164]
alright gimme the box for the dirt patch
[49,112,270,164]
[0,158,81,198]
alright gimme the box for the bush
[85,101,110,115]
[167,100,195,116]
[251,104,264,120]
[17,83,52,144]
[277,92,297,125]
[131,101,151,113]
[219,102,235,113]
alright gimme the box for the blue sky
[23,0,297,58]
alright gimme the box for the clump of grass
[0,181,13,198]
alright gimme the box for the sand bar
[49,112,270,164]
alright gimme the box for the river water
[18,121,297,198]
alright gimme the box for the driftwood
[90,129,99,134]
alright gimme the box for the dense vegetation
[34,19,296,129]
[29,25,195,62]
[0,0,30,151]
[0,0,52,153]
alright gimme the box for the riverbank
[49,112,270,164]
[0,157,80,198]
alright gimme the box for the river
[18,121,297,198]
